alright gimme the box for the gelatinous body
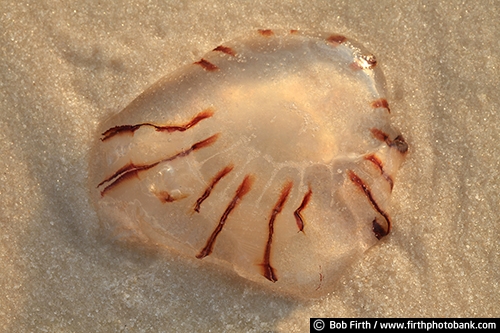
[90,29,408,298]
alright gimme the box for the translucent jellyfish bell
[90,29,408,298]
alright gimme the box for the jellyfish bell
[90,29,408,298]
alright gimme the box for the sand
[1,0,498,331]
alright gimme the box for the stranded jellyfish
[90,29,408,298]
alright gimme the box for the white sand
[1,0,498,331]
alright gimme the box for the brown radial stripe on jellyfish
[101,124,142,141]
[156,191,176,203]
[364,154,394,190]
[98,162,159,196]
[347,170,391,239]
[101,108,214,141]
[196,175,254,259]
[194,58,219,71]
[326,34,347,46]
[154,190,189,203]
[290,29,299,34]
[213,45,236,56]
[258,29,274,37]
[261,181,293,282]
[371,128,409,154]
[194,164,235,213]
[98,134,220,196]
[370,128,390,143]
[371,98,391,113]
[293,186,312,232]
